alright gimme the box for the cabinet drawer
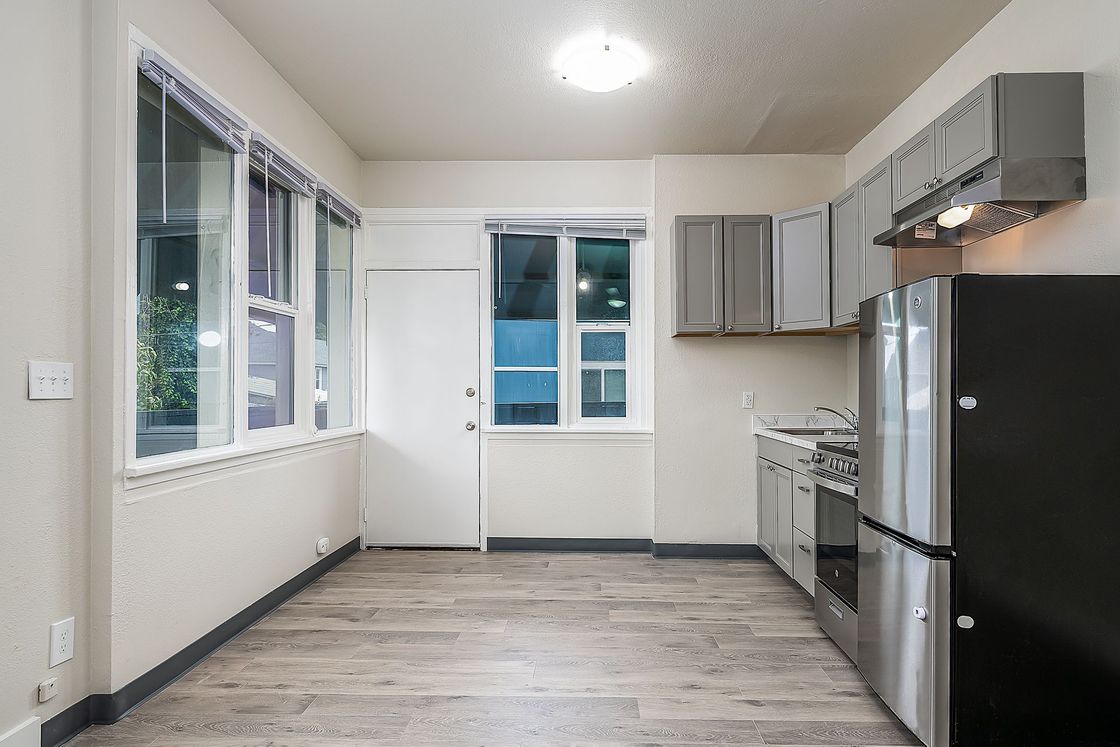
[757,437,792,470]
[793,528,815,594]
[792,473,815,535]
[815,578,857,662]
[791,446,815,474]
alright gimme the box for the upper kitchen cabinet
[935,76,997,186]
[672,216,724,334]
[723,216,772,334]
[830,185,860,323]
[891,123,937,214]
[772,203,830,332]
[858,157,894,303]
[672,215,771,336]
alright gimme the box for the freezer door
[858,276,953,547]
[857,522,950,747]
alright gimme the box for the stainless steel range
[807,441,858,662]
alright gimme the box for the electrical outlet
[38,677,58,703]
[741,391,755,409]
[49,617,75,668]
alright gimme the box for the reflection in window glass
[314,205,353,430]
[248,308,295,429]
[135,73,234,457]
[493,235,558,425]
[576,238,630,322]
[580,330,626,418]
[248,167,294,303]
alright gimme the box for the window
[247,165,294,304]
[490,232,637,428]
[492,235,559,425]
[135,72,235,457]
[131,48,360,469]
[314,201,354,430]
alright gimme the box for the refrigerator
[857,275,1120,747]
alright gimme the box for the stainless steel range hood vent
[874,156,1086,248]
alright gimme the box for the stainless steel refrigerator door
[858,276,954,547]
[857,522,951,747]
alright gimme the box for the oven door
[810,469,859,611]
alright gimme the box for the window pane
[248,308,295,429]
[248,167,294,303]
[494,320,557,367]
[576,238,630,322]
[492,234,559,426]
[136,73,234,457]
[494,371,558,425]
[314,205,353,430]
[580,331,627,418]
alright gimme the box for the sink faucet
[815,406,858,430]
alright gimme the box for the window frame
[246,160,299,309]
[487,232,645,432]
[312,201,358,434]
[123,36,362,479]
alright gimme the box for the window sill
[124,427,364,487]
[483,428,653,442]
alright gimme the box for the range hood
[875,156,1086,248]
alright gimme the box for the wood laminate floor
[70,551,918,746]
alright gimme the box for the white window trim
[486,232,648,433]
[123,32,362,482]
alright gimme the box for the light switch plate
[49,617,75,668]
[28,361,74,400]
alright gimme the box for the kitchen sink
[769,427,857,436]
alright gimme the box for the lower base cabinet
[757,441,818,595]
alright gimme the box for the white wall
[846,0,1120,275]
[361,160,656,541]
[0,0,93,730]
[652,156,850,543]
[90,0,364,699]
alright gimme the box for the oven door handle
[806,468,858,497]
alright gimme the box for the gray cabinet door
[891,123,937,213]
[858,156,894,303]
[757,457,777,558]
[830,185,860,324]
[672,216,724,335]
[773,464,794,576]
[723,216,772,333]
[772,203,830,332]
[935,76,997,186]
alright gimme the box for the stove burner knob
[828,458,837,469]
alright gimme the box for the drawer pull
[828,601,844,620]
[796,458,810,465]
[798,544,811,553]
[797,486,811,493]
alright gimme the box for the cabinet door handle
[774,324,782,330]
[798,544,811,553]
[715,324,723,331]
[797,485,811,493]
[923,181,931,190]
[727,325,734,331]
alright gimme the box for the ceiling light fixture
[555,34,646,93]
[937,204,975,229]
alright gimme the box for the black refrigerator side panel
[952,274,1120,747]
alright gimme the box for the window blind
[250,134,317,197]
[316,184,362,227]
[484,215,646,240]
[138,49,248,153]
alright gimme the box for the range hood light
[937,204,975,229]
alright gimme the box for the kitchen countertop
[753,414,858,450]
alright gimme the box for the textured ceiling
[209,0,1010,161]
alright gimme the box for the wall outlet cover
[741,391,755,409]
[49,616,75,668]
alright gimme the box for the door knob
[465,421,477,431]
[465,387,476,397]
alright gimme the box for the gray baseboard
[486,537,763,559]
[41,537,361,746]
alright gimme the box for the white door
[365,270,480,547]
